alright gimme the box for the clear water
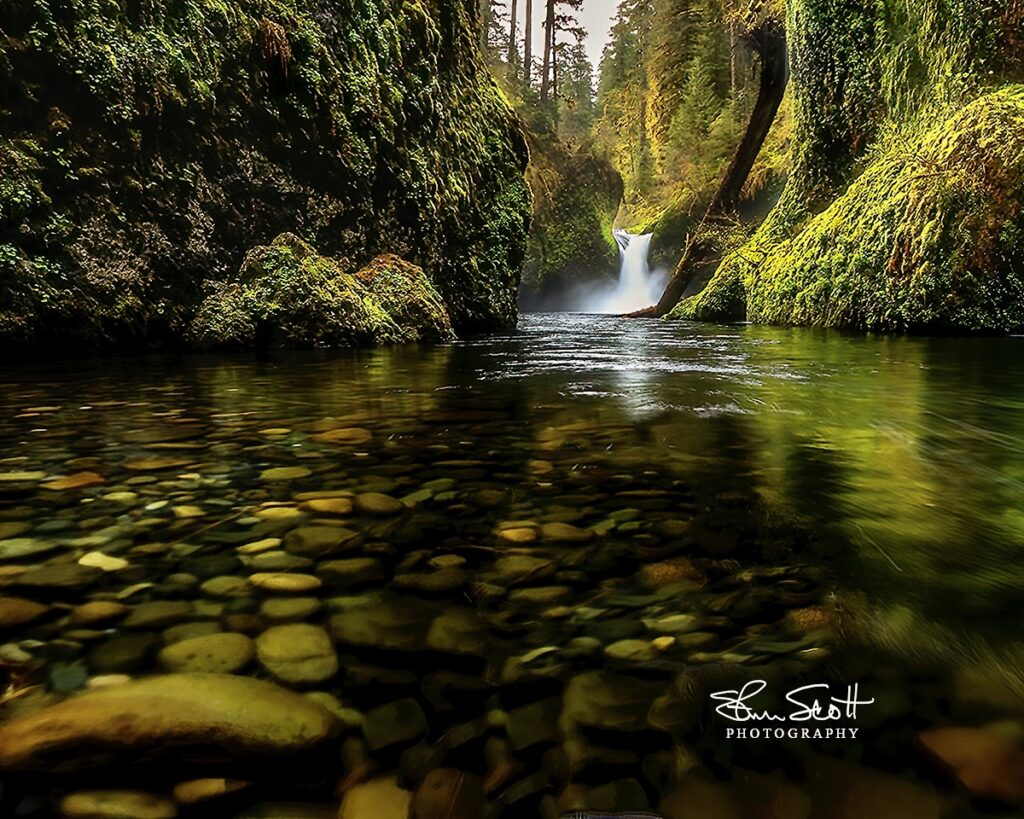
[2,313,1024,816]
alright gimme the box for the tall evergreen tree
[480,0,510,61]
[508,0,519,68]
[524,0,534,86]
[540,0,584,103]
[557,36,595,143]
[541,0,555,101]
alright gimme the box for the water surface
[2,313,1023,816]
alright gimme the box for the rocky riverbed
[0,401,832,815]
[2,326,1024,817]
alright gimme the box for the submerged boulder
[339,777,412,819]
[255,623,339,685]
[59,790,178,819]
[189,235,454,349]
[0,673,341,769]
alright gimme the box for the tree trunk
[508,0,519,67]
[524,0,533,85]
[540,0,555,102]
[479,0,490,52]
[627,24,788,318]
[729,20,737,93]
[552,37,559,100]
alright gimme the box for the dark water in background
[2,312,1024,816]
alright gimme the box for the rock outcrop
[677,1,1024,333]
[189,235,454,349]
[519,133,623,309]
[0,0,531,352]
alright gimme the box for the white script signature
[710,679,874,722]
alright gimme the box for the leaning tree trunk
[628,23,788,318]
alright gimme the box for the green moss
[670,251,746,323]
[745,87,1024,332]
[686,87,1024,331]
[520,133,623,306]
[675,0,1024,333]
[0,0,530,350]
[785,0,880,205]
[354,253,454,343]
[188,233,454,350]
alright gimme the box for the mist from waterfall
[578,229,666,314]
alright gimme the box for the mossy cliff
[518,132,623,310]
[0,0,531,351]
[678,0,1024,332]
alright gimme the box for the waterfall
[581,230,664,313]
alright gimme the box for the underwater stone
[60,790,178,818]
[0,673,341,769]
[0,596,49,627]
[256,624,338,685]
[339,777,413,819]
[158,632,255,674]
[363,698,428,751]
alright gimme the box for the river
[1,313,1023,816]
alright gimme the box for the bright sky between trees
[516,0,623,79]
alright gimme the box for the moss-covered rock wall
[0,0,531,351]
[677,0,1024,333]
[519,133,623,309]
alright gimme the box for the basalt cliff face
[0,0,531,351]
[680,1,1024,333]
[518,132,623,310]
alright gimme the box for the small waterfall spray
[580,229,665,313]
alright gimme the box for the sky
[515,0,622,77]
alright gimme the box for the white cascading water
[581,229,664,313]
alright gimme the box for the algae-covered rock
[0,0,530,351]
[0,673,341,769]
[188,235,454,349]
[355,255,455,344]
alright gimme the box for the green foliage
[593,0,788,246]
[555,39,596,145]
[783,0,1007,207]
[786,0,880,204]
[479,0,620,301]
[593,0,654,205]
[520,132,623,305]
